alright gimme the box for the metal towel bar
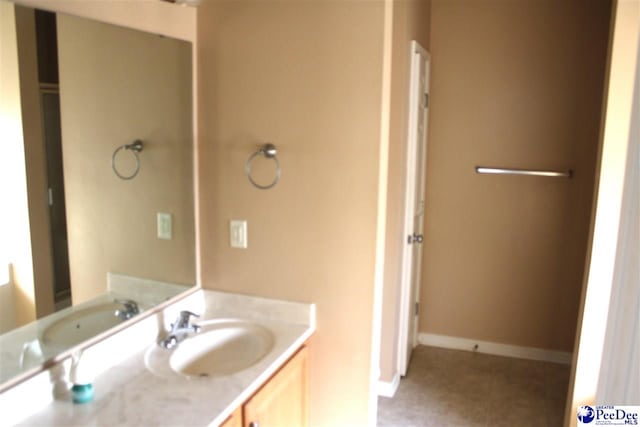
[475,166,573,178]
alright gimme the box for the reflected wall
[57,14,195,303]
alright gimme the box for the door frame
[397,40,430,376]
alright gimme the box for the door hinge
[48,188,54,206]
[415,302,420,316]
[423,93,429,108]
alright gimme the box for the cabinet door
[220,407,243,427]
[243,346,308,427]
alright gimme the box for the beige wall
[0,266,17,333]
[420,0,611,352]
[58,14,195,303]
[379,0,431,384]
[0,0,36,327]
[197,1,385,425]
[567,0,640,424]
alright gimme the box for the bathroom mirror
[0,2,195,390]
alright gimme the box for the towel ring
[245,143,281,190]
[112,140,143,180]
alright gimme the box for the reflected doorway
[35,10,71,310]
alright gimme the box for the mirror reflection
[0,2,195,387]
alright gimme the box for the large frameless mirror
[0,1,195,390]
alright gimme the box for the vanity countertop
[13,290,315,427]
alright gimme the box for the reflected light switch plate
[230,220,247,249]
[157,213,172,240]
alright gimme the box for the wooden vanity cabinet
[220,408,242,427]
[220,346,308,427]
[220,406,242,427]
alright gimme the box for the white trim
[376,372,401,398]
[596,27,640,402]
[418,333,573,365]
[570,3,640,416]
[369,1,394,426]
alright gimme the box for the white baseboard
[417,333,572,365]
[376,372,400,398]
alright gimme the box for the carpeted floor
[377,345,570,427]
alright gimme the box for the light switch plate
[230,220,247,249]
[157,212,172,240]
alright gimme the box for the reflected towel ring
[245,143,281,190]
[112,140,143,180]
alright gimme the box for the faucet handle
[114,299,140,320]
[115,299,139,312]
[179,310,199,320]
[175,310,200,328]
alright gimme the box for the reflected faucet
[160,311,201,350]
[19,340,44,369]
[114,299,140,320]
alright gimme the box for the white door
[398,41,430,376]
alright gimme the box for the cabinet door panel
[243,346,308,427]
[220,407,242,427]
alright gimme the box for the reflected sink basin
[145,319,274,378]
[41,302,126,348]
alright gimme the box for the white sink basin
[41,302,126,348]
[145,319,274,378]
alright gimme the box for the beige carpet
[377,345,570,427]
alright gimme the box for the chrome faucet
[114,299,140,320]
[160,310,201,350]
